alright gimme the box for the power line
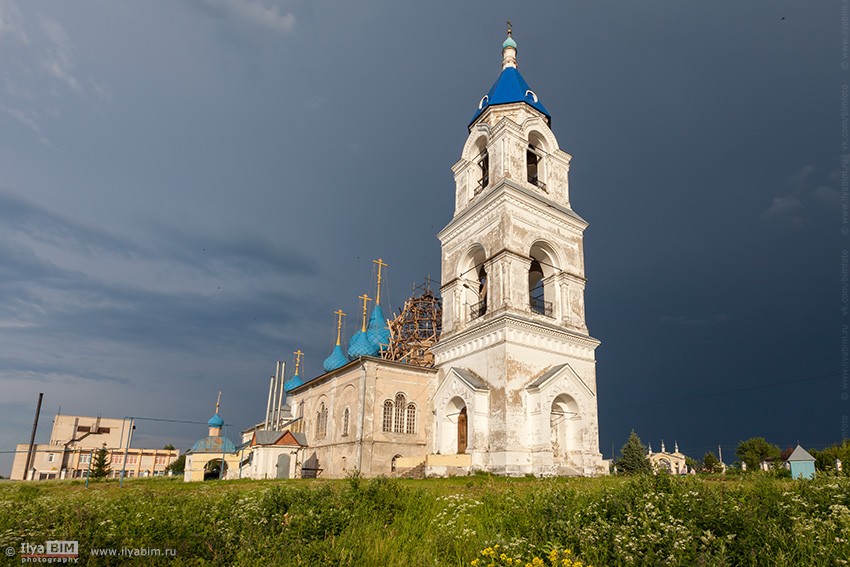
[602,371,841,413]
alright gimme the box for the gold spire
[373,258,388,305]
[506,19,512,37]
[334,309,346,346]
[358,293,372,332]
[293,349,303,375]
[215,390,221,414]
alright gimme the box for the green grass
[1,473,849,566]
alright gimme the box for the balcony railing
[529,176,547,192]
[530,297,553,317]
[469,300,487,320]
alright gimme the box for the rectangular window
[79,454,91,464]
[76,426,90,433]
[126,455,138,465]
[47,453,55,463]
[155,455,166,465]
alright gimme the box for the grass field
[1,473,849,566]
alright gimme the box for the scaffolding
[384,281,442,367]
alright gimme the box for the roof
[283,374,302,391]
[189,435,237,454]
[452,368,489,391]
[322,344,349,372]
[469,66,550,127]
[367,304,391,351]
[527,364,568,389]
[348,329,379,358]
[252,430,307,447]
[786,445,815,462]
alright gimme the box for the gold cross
[357,293,372,332]
[373,258,388,304]
[215,390,221,414]
[293,349,303,374]
[334,309,346,346]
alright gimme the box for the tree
[702,451,722,473]
[166,454,185,475]
[684,456,699,473]
[162,444,175,450]
[811,439,850,474]
[736,437,780,470]
[617,430,652,475]
[90,445,111,479]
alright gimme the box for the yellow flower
[472,560,480,567]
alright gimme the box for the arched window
[405,403,416,434]
[470,265,488,320]
[527,132,547,191]
[382,400,393,433]
[342,407,350,437]
[316,402,328,438]
[529,258,547,315]
[478,150,489,192]
[394,393,406,433]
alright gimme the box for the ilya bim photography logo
[11,541,79,563]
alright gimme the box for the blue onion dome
[503,36,517,49]
[323,344,349,372]
[367,304,391,352]
[284,373,303,391]
[207,413,224,428]
[348,329,379,358]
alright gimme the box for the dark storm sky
[0,0,841,475]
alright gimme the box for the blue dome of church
[469,67,550,127]
[207,413,224,428]
[367,305,391,352]
[284,373,303,391]
[348,329,379,358]
[323,344,349,372]
[503,36,517,49]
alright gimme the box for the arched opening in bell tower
[550,394,579,461]
[440,396,469,455]
[459,245,488,321]
[527,131,547,191]
[528,242,559,317]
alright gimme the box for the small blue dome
[284,373,303,391]
[207,413,224,428]
[323,344,349,372]
[348,329,379,358]
[367,305,391,352]
[503,36,517,49]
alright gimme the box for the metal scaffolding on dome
[384,280,442,367]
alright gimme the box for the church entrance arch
[203,459,227,481]
[549,394,579,460]
[440,396,469,454]
[458,407,468,454]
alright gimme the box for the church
[190,29,608,480]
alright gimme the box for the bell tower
[430,28,606,476]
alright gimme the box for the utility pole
[23,393,43,481]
